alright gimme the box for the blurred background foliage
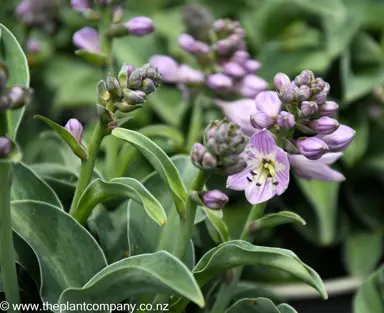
[2,0,384,311]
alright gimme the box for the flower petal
[245,181,275,204]
[275,147,290,195]
[250,129,276,155]
[226,167,251,190]
[255,91,282,117]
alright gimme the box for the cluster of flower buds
[0,62,31,112]
[16,0,59,33]
[249,70,355,161]
[191,119,249,175]
[97,63,162,114]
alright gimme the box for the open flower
[288,152,345,181]
[227,129,290,204]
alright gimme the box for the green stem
[69,120,105,218]
[0,112,21,312]
[209,202,267,313]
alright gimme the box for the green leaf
[11,162,63,209]
[225,297,297,313]
[296,178,340,245]
[74,177,167,226]
[34,115,88,160]
[138,124,185,148]
[0,24,30,140]
[354,266,384,313]
[248,211,306,232]
[11,200,107,304]
[75,49,107,66]
[112,128,188,217]
[193,240,327,299]
[59,251,205,311]
[343,231,383,277]
[202,206,230,243]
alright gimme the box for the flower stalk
[0,112,21,312]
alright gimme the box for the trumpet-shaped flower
[227,129,290,204]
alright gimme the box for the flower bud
[123,88,146,105]
[106,74,121,97]
[278,82,298,103]
[125,16,154,37]
[0,95,11,111]
[296,85,311,102]
[300,101,318,116]
[277,111,295,129]
[149,55,179,83]
[7,86,31,109]
[317,124,355,152]
[199,190,229,209]
[222,62,246,78]
[128,68,145,89]
[191,143,217,170]
[250,112,275,129]
[213,19,226,32]
[231,51,249,64]
[64,118,83,143]
[313,91,327,105]
[308,116,339,135]
[73,27,100,53]
[141,79,156,95]
[118,64,135,88]
[207,73,233,93]
[273,72,290,93]
[236,75,268,98]
[244,59,261,73]
[115,101,142,113]
[295,70,315,86]
[0,62,9,94]
[178,64,204,86]
[319,101,339,116]
[71,0,90,10]
[297,137,329,160]
[0,137,11,157]
[178,33,197,53]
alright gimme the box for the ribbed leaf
[248,211,306,232]
[225,297,297,313]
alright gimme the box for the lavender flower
[300,101,318,116]
[297,137,329,160]
[319,101,339,116]
[207,73,233,93]
[199,190,229,209]
[65,119,83,143]
[73,27,100,52]
[178,34,209,55]
[222,62,246,78]
[277,111,295,129]
[71,0,90,10]
[178,65,205,85]
[231,51,249,64]
[125,17,154,37]
[149,55,179,83]
[236,75,268,98]
[317,125,355,152]
[227,129,290,204]
[308,116,339,135]
[0,137,11,157]
[250,112,275,129]
[244,60,261,73]
[289,153,345,181]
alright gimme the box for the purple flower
[26,39,40,54]
[250,112,275,129]
[319,101,339,116]
[215,99,258,136]
[178,34,196,52]
[178,64,205,85]
[149,55,179,83]
[295,70,314,86]
[64,119,83,143]
[199,190,229,209]
[244,60,261,73]
[222,62,246,78]
[274,72,290,92]
[0,137,11,157]
[277,111,295,129]
[71,0,90,10]
[227,129,290,204]
[289,152,345,181]
[255,91,282,119]
[73,27,100,52]
[317,124,355,152]
[236,75,268,98]
[301,101,318,116]
[207,73,233,93]
[125,17,154,37]
[297,137,329,160]
[308,116,339,135]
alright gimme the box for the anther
[247,176,253,182]
[256,183,262,187]
[250,169,257,176]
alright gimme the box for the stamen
[267,173,272,178]
[273,181,279,186]
[247,176,253,183]
[256,183,262,187]
[250,169,257,176]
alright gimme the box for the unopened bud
[115,101,142,113]
[308,116,340,135]
[317,124,355,152]
[277,111,295,129]
[250,112,275,129]
[207,73,233,93]
[64,118,83,143]
[296,85,311,102]
[118,64,135,88]
[319,101,338,116]
[7,86,31,109]
[300,101,318,116]
[123,88,146,104]
[295,70,315,86]
[199,190,229,209]
[191,143,217,170]
[0,95,10,111]
[297,137,329,160]
[106,74,121,97]
[125,16,154,37]
[128,68,145,89]
[273,72,290,93]
[141,78,156,95]
[0,137,11,157]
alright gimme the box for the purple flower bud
[149,55,179,83]
[319,101,339,116]
[314,91,327,105]
[308,116,340,135]
[193,41,210,55]
[191,143,217,170]
[274,72,291,93]
[0,137,11,157]
[236,75,268,98]
[125,16,154,37]
[317,125,355,152]
[26,39,40,54]
[106,74,121,97]
[64,119,83,143]
[278,82,298,103]
[300,101,318,116]
[207,73,233,93]
[199,190,229,209]
[117,64,135,88]
[7,86,30,109]
[297,137,329,160]
[71,0,90,10]
[295,70,315,86]
[178,33,197,53]
[222,62,246,78]
[178,64,205,85]
[73,27,100,52]
[244,59,261,73]
[231,50,249,64]
[123,88,146,105]
[277,111,295,129]
[250,112,275,129]
[296,85,311,102]
[315,77,325,90]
